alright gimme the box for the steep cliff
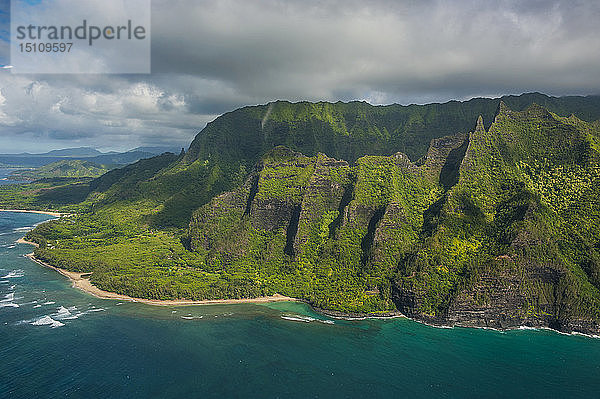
[391,103,600,333]
[187,103,600,334]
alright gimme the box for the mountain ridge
[3,93,600,334]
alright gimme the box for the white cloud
[0,73,216,151]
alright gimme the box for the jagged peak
[524,102,553,118]
[475,115,485,132]
[492,101,514,125]
[497,100,511,116]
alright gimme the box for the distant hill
[0,147,176,168]
[37,147,103,157]
[9,160,111,181]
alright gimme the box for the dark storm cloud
[0,0,599,152]
[150,0,600,102]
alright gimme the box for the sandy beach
[19,240,297,306]
[17,237,39,247]
[0,208,70,217]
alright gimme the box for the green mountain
[7,93,600,334]
[82,92,600,228]
[185,103,600,332]
[9,160,111,181]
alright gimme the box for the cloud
[150,0,600,101]
[1,0,599,152]
[0,73,216,151]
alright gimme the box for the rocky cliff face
[187,103,600,335]
[391,103,600,334]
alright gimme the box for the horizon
[0,144,181,156]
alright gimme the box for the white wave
[281,315,313,323]
[0,280,8,284]
[0,292,18,308]
[86,307,105,312]
[181,315,203,320]
[53,306,79,320]
[33,304,41,308]
[7,245,15,249]
[13,226,34,232]
[42,301,55,305]
[31,315,64,328]
[571,331,600,339]
[281,313,334,324]
[1,270,24,278]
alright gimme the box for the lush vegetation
[4,93,600,332]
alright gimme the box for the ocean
[0,211,599,398]
[0,169,28,186]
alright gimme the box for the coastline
[0,208,70,217]
[21,244,298,306]
[14,237,600,337]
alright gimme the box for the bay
[0,168,29,186]
[0,211,598,398]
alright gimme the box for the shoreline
[22,249,298,307]
[0,208,70,217]
[15,237,600,338]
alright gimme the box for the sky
[0,0,599,153]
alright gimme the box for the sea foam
[53,306,79,320]
[0,292,19,308]
[281,314,334,324]
[1,270,24,279]
[31,315,64,328]
[87,308,105,312]
[13,226,34,233]
[181,315,203,320]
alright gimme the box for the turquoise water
[0,212,599,398]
